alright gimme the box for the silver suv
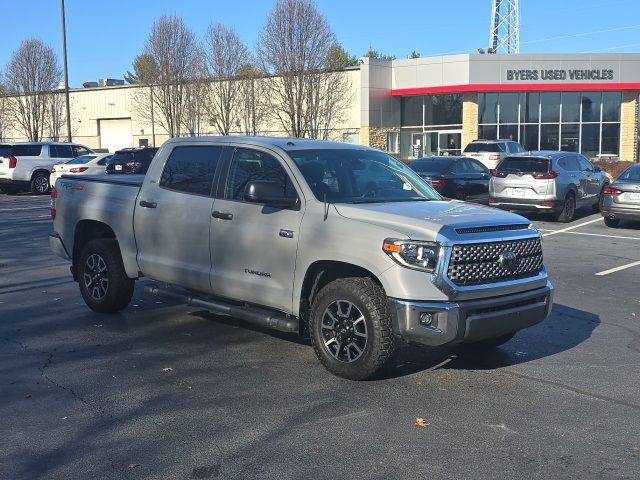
[463,139,526,169]
[0,142,93,194]
[489,151,609,222]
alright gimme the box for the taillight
[125,161,143,172]
[603,185,621,196]
[50,187,58,220]
[69,167,89,173]
[51,166,57,173]
[430,178,444,189]
[489,196,496,204]
[489,154,501,161]
[491,170,507,178]
[532,171,559,180]
[8,155,17,169]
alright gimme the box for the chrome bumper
[49,234,71,261]
[388,282,554,346]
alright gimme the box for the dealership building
[360,53,640,162]
[3,53,639,162]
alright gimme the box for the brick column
[462,92,479,151]
[620,91,639,162]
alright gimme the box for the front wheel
[78,239,135,313]
[604,217,620,228]
[309,277,397,380]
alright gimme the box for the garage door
[99,118,132,153]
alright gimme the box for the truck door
[134,144,224,292]
[209,146,303,314]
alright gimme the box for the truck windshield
[290,149,441,203]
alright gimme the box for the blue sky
[1,0,640,87]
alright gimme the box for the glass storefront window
[581,92,601,122]
[499,124,519,142]
[541,92,561,123]
[561,92,580,123]
[581,123,600,157]
[602,92,621,122]
[498,93,519,124]
[520,124,539,150]
[426,94,462,126]
[479,93,498,124]
[478,124,497,140]
[560,123,579,151]
[601,123,620,155]
[401,96,423,126]
[540,124,559,150]
[521,93,539,123]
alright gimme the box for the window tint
[466,158,488,173]
[11,144,42,156]
[160,146,223,195]
[0,145,11,156]
[576,155,594,172]
[73,146,92,157]
[450,160,467,174]
[226,148,296,201]
[618,165,640,181]
[409,158,453,174]
[51,145,75,158]
[97,155,112,166]
[497,157,549,174]
[557,156,580,172]
[66,155,96,165]
[463,142,502,153]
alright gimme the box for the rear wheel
[593,184,608,212]
[604,217,620,228]
[30,172,50,195]
[78,239,135,313]
[309,277,397,380]
[554,192,576,223]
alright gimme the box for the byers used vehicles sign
[506,68,615,81]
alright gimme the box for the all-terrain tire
[555,192,576,223]
[309,277,398,380]
[78,239,135,313]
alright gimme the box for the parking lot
[1,193,639,480]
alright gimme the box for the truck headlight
[382,239,441,272]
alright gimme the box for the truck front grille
[447,237,543,286]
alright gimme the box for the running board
[144,284,299,333]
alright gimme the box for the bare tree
[258,0,352,138]
[47,90,66,141]
[142,15,199,138]
[238,63,268,136]
[6,38,62,141]
[0,76,13,142]
[204,23,251,135]
[182,47,208,136]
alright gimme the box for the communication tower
[490,0,520,53]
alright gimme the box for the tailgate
[0,156,9,175]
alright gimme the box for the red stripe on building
[391,83,640,96]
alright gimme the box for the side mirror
[594,166,602,173]
[245,180,299,209]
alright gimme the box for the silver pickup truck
[50,137,553,379]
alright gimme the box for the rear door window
[557,156,580,172]
[11,144,42,156]
[50,145,75,158]
[160,146,223,196]
[576,155,594,172]
[497,157,550,174]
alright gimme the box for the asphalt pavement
[1,193,639,480]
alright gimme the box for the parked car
[489,151,609,222]
[50,136,553,380]
[409,156,490,203]
[0,142,94,194]
[106,147,158,174]
[50,153,113,186]
[601,163,640,228]
[463,139,526,169]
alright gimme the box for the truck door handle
[139,200,157,208]
[212,211,233,220]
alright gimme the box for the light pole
[61,0,72,142]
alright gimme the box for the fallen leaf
[127,463,139,469]
[162,367,173,373]
[415,417,429,427]
[436,373,451,381]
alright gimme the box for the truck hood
[333,200,532,242]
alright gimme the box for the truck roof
[161,136,376,152]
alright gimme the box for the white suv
[0,142,93,194]
[463,139,526,169]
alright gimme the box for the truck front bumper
[388,282,553,346]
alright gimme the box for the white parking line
[541,218,602,237]
[595,260,640,276]
[560,231,640,241]
[0,206,49,212]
